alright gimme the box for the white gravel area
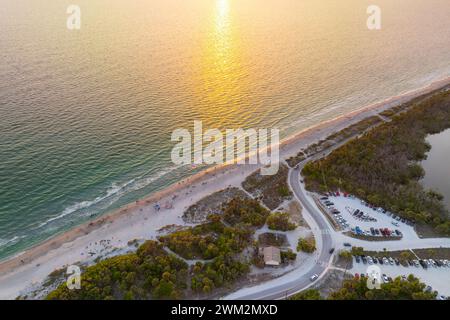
[324,195,419,241]
[350,260,450,297]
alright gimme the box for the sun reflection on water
[189,0,252,125]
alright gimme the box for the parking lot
[351,255,450,297]
[319,193,419,241]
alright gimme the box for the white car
[310,274,319,282]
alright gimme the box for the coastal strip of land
[0,77,449,299]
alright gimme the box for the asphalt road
[229,131,382,300]
[230,166,334,300]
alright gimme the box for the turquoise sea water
[1,0,450,260]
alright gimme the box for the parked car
[355,256,361,263]
[419,260,427,269]
[382,274,389,283]
[430,259,437,268]
[343,243,352,247]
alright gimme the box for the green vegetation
[47,241,188,300]
[296,237,316,253]
[289,289,322,300]
[266,212,296,231]
[290,275,436,300]
[191,254,250,294]
[47,196,272,299]
[158,215,253,260]
[42,267,66,288]
[339,250,353,260]
[183,187,249,223]
[302,90,450,235]
[257,232,288,247]
[413,247,450,260]
[350,246,365,256]
[222,197,270,228]
[281,249,297,263]
[400,251,414,261]
[287,116,383,167]
[328,275,437,300]
[242,164,292,210]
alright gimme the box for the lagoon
[422,129,450,210]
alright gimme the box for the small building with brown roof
[262,246,281,266]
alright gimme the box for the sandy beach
[1,77,449,300]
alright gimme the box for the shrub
[266,213,296,231]
[297,237,316,253]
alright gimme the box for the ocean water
[0,0,450,260]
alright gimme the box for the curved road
[227,165,334,300]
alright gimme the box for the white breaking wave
[0,235,26,248]
[35,164,182,229]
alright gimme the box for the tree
[290,289,322,300]
[329,275,437,300]
[351,247,364,256]
[297,237,316,253]
[339,250,352,260]
[301,90,450,235]
[400,251,413,262]
[266,213,296,231]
